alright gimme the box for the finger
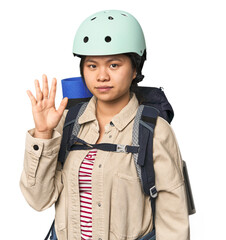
[57,97,68,116]
[42,74,49,99]
[35,79,43,101]
[49,78,57,102]
[27,90,37,106]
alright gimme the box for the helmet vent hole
[108,16,114,20]
[91,17,96,21]
[121,13,127,17]
[83,36,89,43]
[105,36,111,43]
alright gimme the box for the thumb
[57,97,68,116]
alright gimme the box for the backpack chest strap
[68,136,139,153]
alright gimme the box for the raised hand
[27,74,68,139]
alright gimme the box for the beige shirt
[20,93,190,240]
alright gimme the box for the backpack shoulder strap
[133,104,159,195]
[132,104,159,228]
[57,102,88,166]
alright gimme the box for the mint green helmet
[72,10,146,57]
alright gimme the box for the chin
[96,95,115,103]
[98,94,127,104]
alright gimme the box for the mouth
[95,86,113,92]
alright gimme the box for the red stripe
[80,221,92,224]
[81,200,92,205]
[88,150,97,153]
[81,191,92,195]
[81,210,92,214]
[84,158,95,161]
[79,171,92,175]
[81,218,92,222]
[86,151,97,154]
[82,162,94,166]
[80,191,92,195]
[82,233,92,238]
[80,195,92,201]
[80,213,92,218]
[80,206,92,210]
[81,229,92,233]
[80,166,93,170]
[79,170,92,174]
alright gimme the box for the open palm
[27,74,68,138]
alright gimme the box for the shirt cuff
[25,128,62,159]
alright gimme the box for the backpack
[45,86,195,240]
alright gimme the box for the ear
[132,70,137,80]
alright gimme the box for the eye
[88,64,96,69]
[110,63,118,69]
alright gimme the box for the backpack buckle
[150,186,158,198]
[116,144,126,153]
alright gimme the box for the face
[83,54,136,104]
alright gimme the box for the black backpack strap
[134,105,159,229]
[58,102,88,166]
[137,105,159,195]
[44,220,56,240]
[68,135,139,153]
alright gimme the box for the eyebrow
[84,58,124,63]
[84,59,98,64]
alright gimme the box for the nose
[97,67,110,82]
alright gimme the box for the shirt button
[99,164,102,168]
[98,238,102,240]
[110,121,114,126]
[33,145,39,151]
[98,202,101,207]
[109,135,112,138]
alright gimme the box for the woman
[20,10,190,240]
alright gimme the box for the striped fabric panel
[79,149,97,240]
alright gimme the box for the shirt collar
[78,93,139,131]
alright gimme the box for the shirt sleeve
[19,110,67,211]
[153,117,190,240]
